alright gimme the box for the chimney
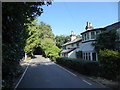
[89,22,92,27]
[85,22,94,30]
[70,31,76,41]
[87,22,89,27]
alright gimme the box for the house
[61,21,120,61]
[77,22,106,61]
[60,31,82,58]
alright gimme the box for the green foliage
[38,22,55,39]
[56,57,99,76]
[2,2,52,88]
[99,49,120,80]
[76,35,82,38]
[93,29,119,52]
[41,38,62,61]
[55,35,70,48]
[24,21,55,56]
[55,34,81,48]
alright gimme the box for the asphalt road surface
[16,55,110,89]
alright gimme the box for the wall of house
[66,45,72,49]
[60,53,68,57]
[65,42,80,49]
[82,30,102,42]
[76,41,98,61]
[77,41,95,52]
[68,50,76,58]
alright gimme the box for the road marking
[14,60,32,89]
[82,79,92,85]
[54,63,77,77]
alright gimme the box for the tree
[55,35,70,48]
[76,34,82,39]
[2,2,52,88]
[41,38,61,61]
[37,22,55,39]
[24,21,55,56]
[93,29,119,52]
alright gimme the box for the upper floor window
[85,34,87,40]
[76,43,79,47]
[91,31,95,39]
[96,30,100,35]
[72,44,74,47]
[63,46,66,49]
[82,35,84,41]
[87,32,89,40]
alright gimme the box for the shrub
[99,49,120,80]
[56,57,99,76]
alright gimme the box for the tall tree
[41,38,61,60]
[2,2,52,88]
[24,21,55,56]
[38,22,55,39]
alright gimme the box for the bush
[99,49,120,80]
[49,55,59,62]
[56,57,99,76]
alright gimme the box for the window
[72,44,73,47]
[63,46,66,49]
[88,53,91,60]
[96,31,100,35]
[82,35,84,41]
[76,43,79,47]
[83,53,85,60]
[91,31,95,39]
[87,33,89,40]
[86,53,88,60]
[92,53,96,61]
[85,34,87,40]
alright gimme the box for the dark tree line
[2,2,52,88]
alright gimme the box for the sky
[37,2,118,36]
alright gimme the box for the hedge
[56,57,99,76]
[99,49,120,80]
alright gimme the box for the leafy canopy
[24,21,55,55]
[55,35,70,48]
[93,29,119,52]
[41,38,61,58]
[2,2,52,88]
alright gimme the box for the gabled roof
[81,28,106,35]
[62,38,82,46]
[81,21,120,35]
[104,21,120,29]
[61,48,76,53]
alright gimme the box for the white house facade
[61,21,120,61]
[60,31,82,58]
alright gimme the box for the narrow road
[16,55,109,88]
